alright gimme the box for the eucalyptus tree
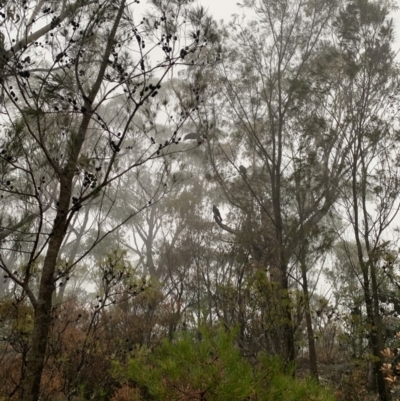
[0,0,214,399]
[327,0,400,398]
[201,0,352,372]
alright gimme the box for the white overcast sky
[195,0,400,52]
[196,0,245,22]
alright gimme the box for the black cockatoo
[213,205,222,221]
[239,165,247,178]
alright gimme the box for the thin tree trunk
[370,261,389,401]
[300,256,318,380]
[56,205,90,303]
[276,214,295,365]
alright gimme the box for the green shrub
[113,326,336,401]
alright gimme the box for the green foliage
[256,355,335,401]
[113,327,336,401]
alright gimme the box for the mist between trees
[1,0,400,400]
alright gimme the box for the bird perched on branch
[213,205,222,222]
[239,165,247,179]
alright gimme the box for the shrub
[113,326,336,401]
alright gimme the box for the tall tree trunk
[353,148,389,401]
[20,178,72,400]
[277,64,295,365]
[360,266,387,400]
[19,4,126,399]
[300,256,318,380]
[370,261,389,401]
